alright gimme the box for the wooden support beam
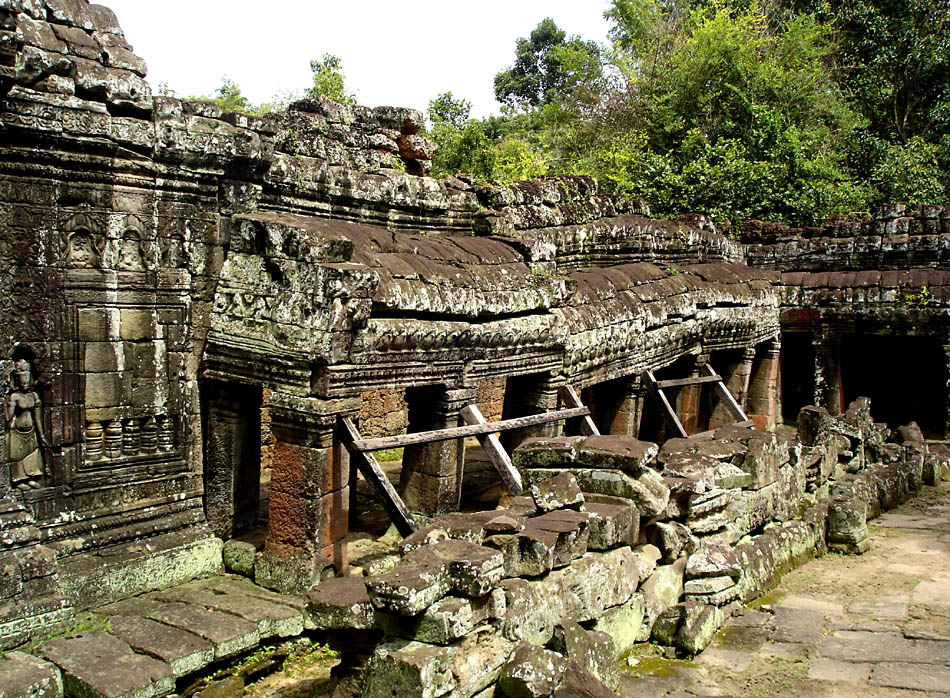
[338,418,418,537]
[558,385,601,436]
[350,407,591,453]
[642,370,689,439]
[703,363,750,424]
[655,374,723,389]
[460,404,523,495]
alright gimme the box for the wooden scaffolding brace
[642,363,754,439]
[338,386,600,536]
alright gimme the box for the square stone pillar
[708,348,755,429]
[501,372,564,451]
[256,392,359,594]
[609,375,647,437]
[677,354,709,434]
[813,330,844,416]
[400,387,477,516]
[748,340,782,431]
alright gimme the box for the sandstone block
[530,472,585,513]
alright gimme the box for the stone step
[37,631,175,698]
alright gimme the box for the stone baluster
[157,415,174,452]
[122,418,140,455]
[103,420,123,459]
[85,421,103,461]
[140,416,158,453]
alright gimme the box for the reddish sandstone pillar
[678,354,709,434]
[256,393,358,594]
[400,387,476,516]
[748,340,781,431]
[609,375,647,437]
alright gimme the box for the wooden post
[558,385,601,436]
[339,417,418,537]
[460,404,522,495]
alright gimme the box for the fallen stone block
[637,558,686,641]
[576,435,659,474]
[362,630,514,698]
[377,590,506,645]
[0,651,63,698]
[366,563,451,616]
[37,631,174,698]
[551,622,620,691]
[527,510,590,568]
[592,593,646,654]
[497,642,569,698]
[530,472,586,513]
[484,528,557,578]
[512,436,584,469]
[584,494,638,550]
[307,576,376,630]
[501,578,565,646]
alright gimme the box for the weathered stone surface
[497,642,569,698]
[552,622,620,691]
[592,593,646,654]
[0,652,63,698]
[37,632,174,698]
[576,436,659,474]
[146,602,260,660]
[584,494,638,550]
[307,577,376,630]
[106,615,213,677]
[530,472,586,513]
[637,558,686,641]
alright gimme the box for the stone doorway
[202,380,265,541]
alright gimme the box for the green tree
[426,92,496,178]
[494,18,602,110]
[307,53,355,104]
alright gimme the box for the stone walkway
[0,575,313,698]
[620,479,950,697]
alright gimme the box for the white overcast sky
[101,1,613,118]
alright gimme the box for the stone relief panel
[68,301,187,475]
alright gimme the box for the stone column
[608,375,647,437]
[400,386,476,516]
[500,372,563,451]
[708,348,755,429]
[256,393,359,594]
[813,329,844,416]
[748,339,782,431]
[678,354,709,434]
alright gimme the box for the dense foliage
[174,1,949,226]
[428,0,950,226]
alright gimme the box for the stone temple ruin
[0,2,949,697]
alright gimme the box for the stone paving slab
[818,630,950,664]
[0,651,63,698]
[36,631,174,698]
[808,657,872,682]
[848,596,909,620]
[152,587,304,638]
[146,601,260,661]
[106,615,214,677]
[770,607,826,644]
[870,661,950,692]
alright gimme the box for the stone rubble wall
[743,205,950,272]
[305,398,937,698]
